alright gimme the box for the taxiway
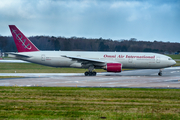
[0,67,180,88]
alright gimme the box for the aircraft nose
[172,60,176,66]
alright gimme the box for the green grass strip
[0,87,180,119]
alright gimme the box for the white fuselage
[10,51,176,69]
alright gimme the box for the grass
[166,54,180,59]
[0,87,180,119]
[175,61,180,66]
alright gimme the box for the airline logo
[103,54,155,59]
[12,29,31,50]
[103,54,124,58]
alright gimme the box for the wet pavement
[0,67,180,88]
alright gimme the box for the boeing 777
[7,25,176,76]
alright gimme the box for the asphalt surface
[0,67,180,88]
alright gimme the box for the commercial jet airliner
[7,25,176,76]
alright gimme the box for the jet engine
[105,63,122,72]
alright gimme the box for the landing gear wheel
[158,72,162,76]
[92,71,96,76]
[158,69,162,76]
[89,72,93,76]
[85,71,89,76]
[84,71,97,76]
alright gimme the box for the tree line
[0,36,179,53]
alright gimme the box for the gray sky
[0,0,180,42]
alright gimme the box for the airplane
[7,25,176,76]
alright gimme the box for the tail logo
[12,29,32,50]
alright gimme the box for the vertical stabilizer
[9,25,39,52]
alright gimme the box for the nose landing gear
[84,65,97,76]
[158,69,162,76]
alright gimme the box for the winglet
[9,25,39,52]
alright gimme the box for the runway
[0,67,180,88]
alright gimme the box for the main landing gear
[84,65,97,76]
[158,69,162,76]
[84,71,97,76]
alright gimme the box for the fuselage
[10,51,176,69]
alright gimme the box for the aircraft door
[41,54,45,61]
[128,58,133,63]
[156,56,160,63]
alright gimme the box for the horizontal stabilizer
[0,60,29,63]
[7,52,31,58]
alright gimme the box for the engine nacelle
[105,63,122,72]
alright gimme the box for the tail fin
[9,25,39,52]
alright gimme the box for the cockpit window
[168,58,172,60]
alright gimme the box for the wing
[61,55,106,66]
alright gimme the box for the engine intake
[105,63,122,72]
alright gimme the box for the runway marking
[170,71,180,73]
[97,78,114,80]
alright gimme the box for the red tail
[9,25,39,52]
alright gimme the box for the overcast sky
[0,0,180,42]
